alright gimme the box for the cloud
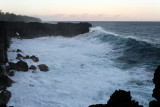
[33,13,127,21]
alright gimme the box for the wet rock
[0,75,13,90]
[9,60,28,71]
[30,55,39,62]
[16,53,23,60]
[23,55,30,59]
[89,90,142,107]
[107,90,141,107]
[16,49,22,53]
[38,64,49,72]
[149,66,160,107]
[8,71,14,77]
[0,90,11,105]
[29,65,37,70]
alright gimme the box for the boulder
[16,49,22,53]
[9,60,28,71]
[0,90,11,105]
[29,65,37,70]
[16,53,23,60]
[38,64,49,72]
[30,55,39,62]
[89,90,142,107]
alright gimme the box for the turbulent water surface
[7,22,160,107]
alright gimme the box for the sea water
[7,22,160,107]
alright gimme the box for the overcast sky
[0,0,160,21]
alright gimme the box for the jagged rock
[38,64,49,72]
[9,60,28,71]
[152,66,160,100]
[29,65,37,70]
[0,90,11,105]
[16,53,23,60]
[23,55,30,59]
[16,49,22,53]
[149,66,160,107]
[8,71,14,77]
[107,90,142,107]
[89,90,142,107]
[30,55,39,62]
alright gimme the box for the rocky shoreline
[0,21,92,106]
[0,21,160,107]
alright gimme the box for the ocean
[7,21,160,107]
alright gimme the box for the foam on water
[7,31,154,107]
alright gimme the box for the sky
[0,0,160,21]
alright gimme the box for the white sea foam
[7,34,153,107]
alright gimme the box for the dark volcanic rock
[23,55,30,59]
[16,53,23,60]
[0,90,11,105]
[152,66,160,100]
[0,28,10,64]
[29,65,37,70]
[38,64,49,72]
[149,66,160,107]
[9,60,28,71]
[107,90,141,107]
[89,90,142,107]
[30,55,39,62]
[8,71,15,77]
[0,21,92,39]
[0,75,13,90]
[16,49,22,53]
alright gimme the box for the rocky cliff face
[149,66,160,107]
[0,21,92,39]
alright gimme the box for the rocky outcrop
[89,90,142,107]
[0,26,10,64]
[0,21,92,39]
[29,65,37,70]
[38,64,49,72]
[0,90,11,106]
[9,60,29,71]
[149,66,160,107]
